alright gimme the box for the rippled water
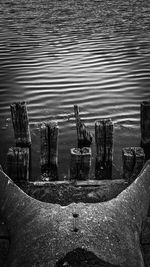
[0,0,150,179]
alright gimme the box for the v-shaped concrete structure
[0,161,150,267]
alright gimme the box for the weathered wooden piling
[95,119,113,180]
[10,102,31,179]
[74,105,93,148]
[122,147,145,183]
[7,147,30,181]
[70,147,91,180]
[10,102,31,147]
[122,147,134,181]
[141,101,150,160]
[40,121,59,181]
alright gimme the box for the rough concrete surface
[0,161,150,266]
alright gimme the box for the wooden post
[40,121,59,181]
[141,101,150,160]
[122,147,145,183]
[122,147,134,182]
[7,147,30,182]
[74,105,93,148]
[70,147,91,180]
[95,119,113,180]
[131,147,145,183]
[10,102,31,147]
[10,102,31,179]
[41,124,49,177]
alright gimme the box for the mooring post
[95,119,113,180]
[10,102,31,179]
[40,121,59,181]
[141,101,150,160]
[74,105,93,148]
[7,147,30,181]
[70,147,91,180]
[122,147,145,183]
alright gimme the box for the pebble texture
[0,161,150,267]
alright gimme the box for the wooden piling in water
[141,101,150,160]
[122,147,134,182]
[10,102,31,179]
[40,121,59,181]
[122,147,145,183]
[74,105,93,148]
[131,147,145,183]
[70,147,91,180]
[7,147,30,181]
[95,119,113,180]
[10,102,31,147]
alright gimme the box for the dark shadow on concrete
[55,248,120,267]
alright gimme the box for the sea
[0,0,150,180]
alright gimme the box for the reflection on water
[0,0,150,179]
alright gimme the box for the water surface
[0,0,150,179]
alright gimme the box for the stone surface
[1,161,150,266]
